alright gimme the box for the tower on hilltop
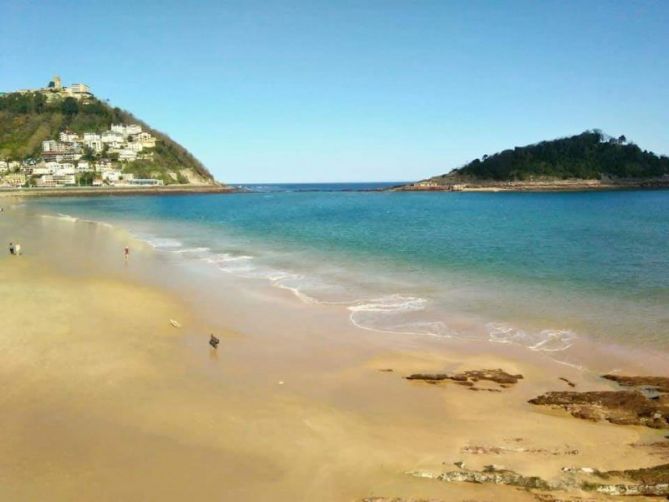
[48,75,62,90]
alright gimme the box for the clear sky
[1,0,668,183]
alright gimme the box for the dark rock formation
[602,374,669,394]
[406,369,523,389]
[528,390,669,429]
[409,465,551,490]
[558,377,576,388]
[409,463,669,497]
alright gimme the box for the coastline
[392,178,669,192]
[1,204,667,501]
[0,184,235,198]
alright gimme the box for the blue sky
[1,0,668,183]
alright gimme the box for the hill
[408,131,669,190]
[0,89,216,186]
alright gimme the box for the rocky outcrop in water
[528,390,669,429]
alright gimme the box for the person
[124,246,129,261]
[9,242,15,255]
[209,334,220,349]
[15,243,21,256]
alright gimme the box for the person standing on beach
[15,243,21,256]
[9,242,15,255]
[124,246,129,261]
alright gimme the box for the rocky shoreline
[373,370,669,500]
[0,184,234,198]
[391,178,669,193]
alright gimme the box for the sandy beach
[0,203,667,501]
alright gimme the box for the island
[0,75,231,195]
[394,130,669,192]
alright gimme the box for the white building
[95,159,112,171]
[42,140,59,152]
[31,166,52,176]
[0,161,8,172]
[66,83,90,95]
[128,178,163,186]
[54,163,76,175]
[102,170,122,183]
[77,161,91,172]
[45,161,60,173]
[126,141,144,152]
[118,149,138,162]
[125,124,142,135]
[84,139,103,153]
[59,131,80,143]
[134,132,156,148]
[101,131,124,143]
[83,132,100,141]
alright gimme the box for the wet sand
[0,205,666,501]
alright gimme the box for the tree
[77,172,96,186]
[61,97,79,116]
[618,135,627,144]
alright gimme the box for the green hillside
[0,91,215,185]
[432,130,669,183]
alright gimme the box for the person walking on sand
[15,243,21,256]
[9,242,15,255]
[124,246,129,261]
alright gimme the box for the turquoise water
[30,187,669,357]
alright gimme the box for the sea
[29,183,669,369]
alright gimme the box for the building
[118,149,138,162]
[83,132,100,142]
[49,75,62,90]
[59,131,80,143]
[77,161,91,172]
[101,131,124,143]
[134,132,156,148]
[102,170,122,183]
[3,173,26,187]
[68,83,90,95]
[128,178,163,186]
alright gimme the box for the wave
[142,237,184,249]
[487,322,576,352]
[173,247,211,255]
[123,227,580,356]
[349,294,453,338]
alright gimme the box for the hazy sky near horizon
[2,0,668,183]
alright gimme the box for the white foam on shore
[348,295,453,338]
[145,237,183,249]
[487,322,577,352]
[173,247,211,255]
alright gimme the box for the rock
[602,374,669,394]
[558,377,576,388]
[580,463,669,496]
[528,390,669,429]
[378,368,394,372]
[409,463,669,497]
[361,498,443,502]
[408,466,552,491]
[462,445,579,456]
[606,462,669,485]
[454,461,465,469]
[560,466,601,475]
[406,369,523,388]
